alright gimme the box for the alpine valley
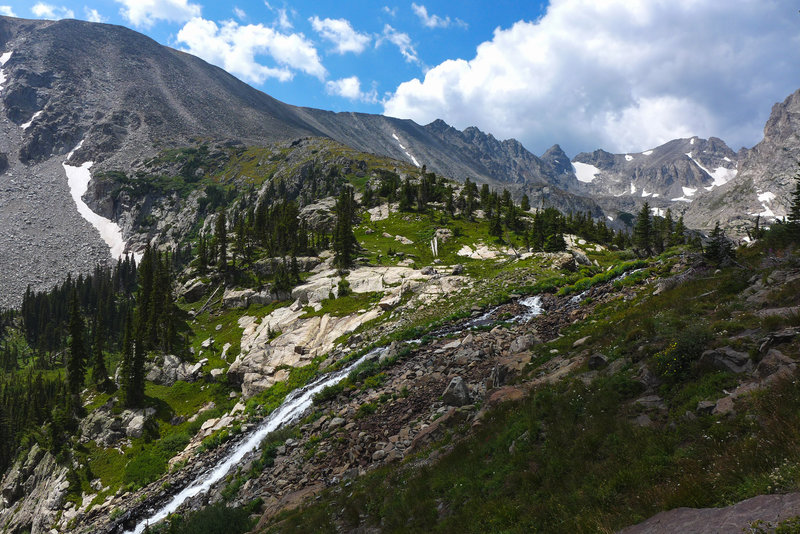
[1,14,800,534]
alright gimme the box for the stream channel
[127,295,543,532]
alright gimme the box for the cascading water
[127,349,380,533]
[516,295,544,322]
[127,294,545,532]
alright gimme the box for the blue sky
[5,1,800,156]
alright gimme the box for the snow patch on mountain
[750,190,777,218]
[642,150,653,156]
[630,182,636,195]
[392,132,420,167]
[21,110,43,130]
[625,154,633,161]
[685,152,737,188]
[682,186,697,197]
[63,142,130,259]
[0,51,11,90]
[572,162,600,183]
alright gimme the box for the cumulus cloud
[84,7,105,23]
[326,76,378,103]
[115,0,201,28]
[31,3,74,19]
[377,24,419,64]
[233,7,246,20]
[0,6,15,16]
[176,17,326,84]
[310,16,371,55]
[411,3,466,29]
[264,2,293,30]
[384,0,800,155]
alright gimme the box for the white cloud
[31,3,74,19]
[384,0,800,155]
[326,76,378,103]
[0,6,15,16]
[377,24,418,64]
[264,2,293,30]
[84,7,105,23]
[115,0,201,28]
[411,3,466,29]
[176,17,326,84]
[310,16,371,55]
[382,6,397,17]
[233,7,246,20]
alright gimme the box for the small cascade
[128,350,378,533]
[516,295,544,322]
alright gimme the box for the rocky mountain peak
[541,144,572,176]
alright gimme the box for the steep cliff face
[684,89,800,234]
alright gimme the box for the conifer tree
[66,291,85,398]
[128,316,146,408]
[633,202,653,256]
[520,193,531,212]
[216,210,228,272]
[90,320,112,392]
[333,186,357,269]
[671,216,687,246]
[705,221,734,265]
[119,310,133,406]
[788,163,800,240]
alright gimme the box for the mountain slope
[0,16,581,307]
[683,89,800,235]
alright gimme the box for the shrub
[123,449,167,488]
[355,402,378,419]
[653,325,712,382]
[313,382,345,405]
[162,502,252,534]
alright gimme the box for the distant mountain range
[0,15,798,306]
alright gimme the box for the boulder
[696,400,716,414]
[378,293,401,310]
[755,348,796,379]
[146,354,203,386]
[451,264,465,275]
[180,278,208,302]
[549,252,576,272]
[571,249,592,266]
[699,347,753,374]
[79,402,125,446]
[299,197,336,232]
[442,376,471,407]
[588,353,609,370]
[434,228,453,243]
[126,415,145,439]
[489,364,510,388]
[572,336,591,348]
[222,288,256,309]
[510,334,539,353]
[329,417,346,429]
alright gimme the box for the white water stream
[128,351,376,533]
[128,295,545,531]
